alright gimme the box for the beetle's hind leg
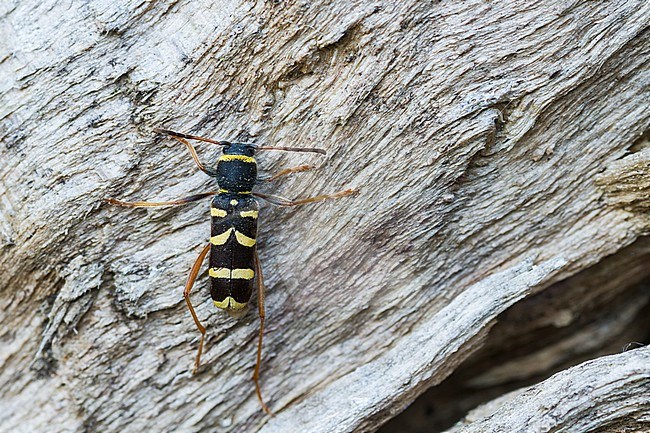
[184,243,211,373]
[253,249,272,415]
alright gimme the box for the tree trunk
[1,1,648,433]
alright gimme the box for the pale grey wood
[259,257,567,433]
[444,347,650,433]
[0,1,648,433]
[382,236,650,432]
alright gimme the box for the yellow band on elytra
[210,228,233,245]
[208,267,255,280]
[231,268,254,279]
[239,210,258,219]
[209,267,230,278]
[211,208,228,217]
[235,231,256,247]
[214,297,248,310]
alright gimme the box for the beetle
[106,128,356,413]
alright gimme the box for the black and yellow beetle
[106,128,356,413]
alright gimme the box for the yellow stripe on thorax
[219,155,256,163]
[218,189,252,194]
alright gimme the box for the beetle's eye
[245,146,255,156]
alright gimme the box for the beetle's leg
[154,128,219,176]
[105,192,217,208]
[253,188,358,207]
[184,242,211,373]
[258,164,316,182]
[253,249,272,415]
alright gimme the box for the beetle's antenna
[256,145,326,155]
[154,128,230,146]
[155,128,326,154]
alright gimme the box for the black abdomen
[209,193,259,314]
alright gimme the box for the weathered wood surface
[381,236,650,432]
[0,1,648,433]
[445,347,650,433]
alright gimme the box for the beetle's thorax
[216,142,257,193]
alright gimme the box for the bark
[0,1,648,433]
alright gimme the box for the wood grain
[1,1,648,432]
